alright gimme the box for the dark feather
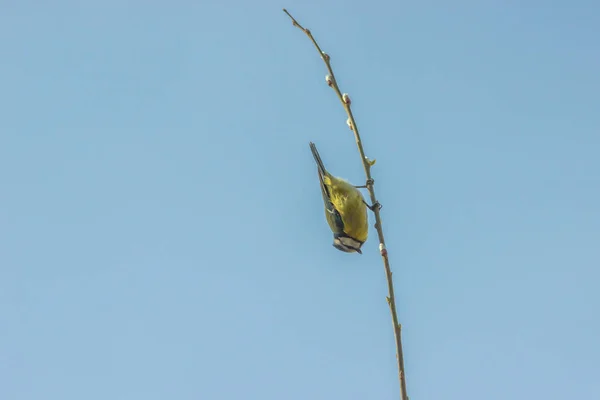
[310,142,345,234]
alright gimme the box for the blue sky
[1,1,599,399]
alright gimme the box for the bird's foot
[364,200,382,212]
[354,178,374,189]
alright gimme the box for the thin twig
[283,9,409,400]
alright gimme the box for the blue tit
[310,142,369,254]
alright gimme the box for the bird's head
[333,235,363,254]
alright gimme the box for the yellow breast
[327,177,369,242]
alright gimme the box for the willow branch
[283,9,408,400]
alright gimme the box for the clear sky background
[1,1,599,399]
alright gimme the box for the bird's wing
[317,171,345,234]
[310,142,345,233]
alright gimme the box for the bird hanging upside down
[309,142,369,254]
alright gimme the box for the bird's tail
[309,142,327,176]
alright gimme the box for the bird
[309,142,369,254]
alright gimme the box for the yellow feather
[325,176,369,242]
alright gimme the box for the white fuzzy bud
[346,118,353,130]
[379,243,388,256]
